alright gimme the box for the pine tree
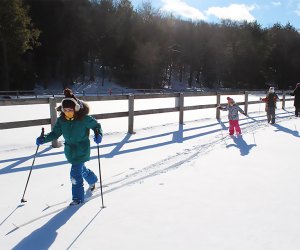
[0,0,40,90]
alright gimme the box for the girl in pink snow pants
[217,97,246,135]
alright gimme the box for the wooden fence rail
[0,91,293,147]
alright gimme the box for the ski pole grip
[95,128,99,137]
[41,127,45,137]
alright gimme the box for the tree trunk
[101,63,105,86]
[196,70,200,84]
[1,39,10,90]
[179,66,183,82]
[168,64,172,88]
[188,66,193,88]
[89,54,95,81]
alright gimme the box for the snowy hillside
[1,95,300,250]
[33,79,129,96]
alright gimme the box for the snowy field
[1,94,300,250]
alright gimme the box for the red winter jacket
[261,93,278,108]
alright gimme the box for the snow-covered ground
[1,93,300,250]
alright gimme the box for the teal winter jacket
[44,105,102,164]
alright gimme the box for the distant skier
[290,83,300,117]
[36,88,103,205]
[260,87,279,124]
[217,97,246,136]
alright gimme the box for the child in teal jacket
[36,88,103,205]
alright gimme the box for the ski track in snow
[102,112,294,190]
[44,112,295,209]
[5,111,296,234]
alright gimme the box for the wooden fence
[0,91,293,147]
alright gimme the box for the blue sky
[130,0,300,29]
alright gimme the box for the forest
[1,0,300,91]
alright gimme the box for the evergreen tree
[0,0,39,90]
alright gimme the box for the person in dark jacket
[36,88,103,205]
[261,87,279,124]
[291,83,300,117]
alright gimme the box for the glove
[93,134,102,144]
[36,136,45,146]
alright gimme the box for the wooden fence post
[282,91,286,110]
[216,92,221,119]
[179,93,184,124]
[128,94,134,134]
[244,91,249,115]
[49,97,60,148]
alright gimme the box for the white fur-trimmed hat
[269,87,275,93]
[61,88,82,111]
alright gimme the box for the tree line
[1,0,300,91]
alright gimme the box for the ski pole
[95,128,105,208]
[219,127,227,146]
[21,127,44,203]
[246,114,256,144]
[258,98,262,117]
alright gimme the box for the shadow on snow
[0,111,293,175]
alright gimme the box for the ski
[7,206,67,235]
[0,204,25,226]
[7,115,295,234]
[8,187,104,235]
[43,186,101,211]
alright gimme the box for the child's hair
[227,97,235,104]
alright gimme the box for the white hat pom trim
[61,98,80,111]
